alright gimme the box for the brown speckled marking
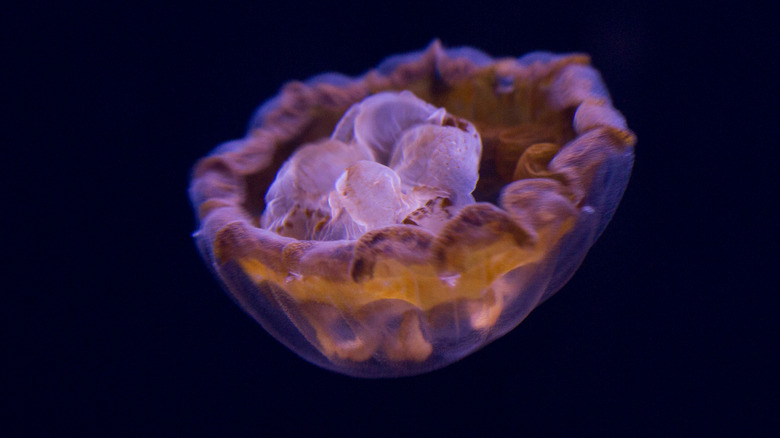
[213,222,289,273]
[432,203,534,272]
[351,226,435,282]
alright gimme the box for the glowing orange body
[189,42,635,377]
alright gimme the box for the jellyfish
[189,41,636,377]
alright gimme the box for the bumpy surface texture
[189,42,636,377]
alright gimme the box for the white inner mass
[261,91,482,240]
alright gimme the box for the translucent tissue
[189,41,636,377]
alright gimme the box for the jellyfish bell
[189,41,636,378]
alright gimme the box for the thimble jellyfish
[189,41,636,377]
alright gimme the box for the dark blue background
[7,0,776,435]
